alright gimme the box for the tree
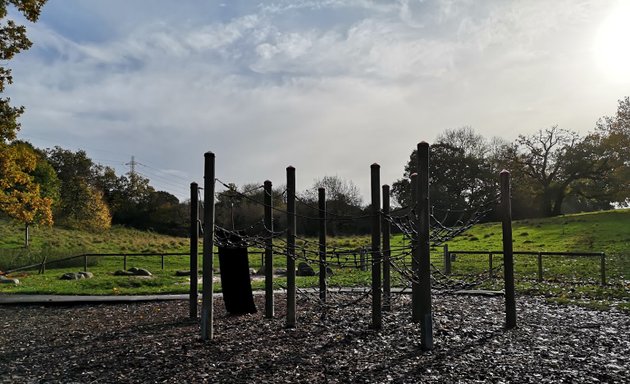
[506,126,616,217]
[593,97,630,206]
[302,176,364,236]
[1,0,47,142]
[392,128,497,218]
[56,177,111,231]
[45,147,114,230]
[0,1,49,244]
[0,143,53,245]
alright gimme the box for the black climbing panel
[217,230,257,315]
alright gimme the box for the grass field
[1,210,628,310]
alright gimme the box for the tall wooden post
[201,152,216,341]
[286,166,297,328]
[189,182,199,319]
[410,172,420,322]
[500,170,516,329]
[417,142,433,350]
[382,184,391,312]
[371,164,382,330]
[264,180,274,318]
[318,187,327,302]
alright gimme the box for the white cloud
[8,0,626,200]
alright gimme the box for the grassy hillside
[441,208,630,254]
[0,210,628,304]
[0,220,189,256]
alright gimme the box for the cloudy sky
[8,0,630,202]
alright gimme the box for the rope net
[203,178,502,309]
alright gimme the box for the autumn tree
[0,1,51,245]
[0,143,53,245]
[45,147,112,230]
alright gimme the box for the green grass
[0,210,629,310]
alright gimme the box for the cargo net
[205,179,501,310]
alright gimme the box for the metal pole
[371,163,382,330]
[489,252,493,278]
[201,152,216,341]
[382,184,391,312]
[410,172,420,323]
[500,170,516,329]
[318,187,327,302]
[123,255,127,271]
[286,166,296,328]
[84,255,87,272]
[161,255,165,270]
[537,252,543,282]
[264,180,274,318]
[417,142,433,350]
[189,182,199,319]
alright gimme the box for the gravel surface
[1,293,628,383]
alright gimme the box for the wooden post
[371,164,382,330]
[444,244,451,275]
[123,255,127,271]
[359,248,366,271]
[417,142,433,350]
[161,255,165,270]
[189,182,199,319]
[24,223,29,248]
[201,152,216,341]
[410,172,420,323]
[264,180,274,318]
[318,187,327,302]
[489,252,493,278]
[84,255,88,272]
[537,252,543,282]
[286,166,297,328]
[382,184,391,312]
[500,170,516,329]
[600,252,606,286]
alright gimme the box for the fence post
[382,184,391,312]
[489,252,493,278]
[264,180,274,318]
[600,252,606,286]
[500,170,516,329]
[123,255,127,271]
[318,187,327,303]
[444,244,451,275]
[189,182,199,319]
[360,248,367,271]
[161,255,165,270]
[286,166,297,328]
[417,142,433,350]
[537,252,543,282]
[84,255,88,272]
[201,152,216,341]
[371,163,382,330]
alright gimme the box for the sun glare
[594,4,630,82]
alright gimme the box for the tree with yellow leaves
[0,144,53,246]
[0,0,50,246]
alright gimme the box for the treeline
[1,97,627,240]
[0,143,188,238]
[215,97,630,235]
